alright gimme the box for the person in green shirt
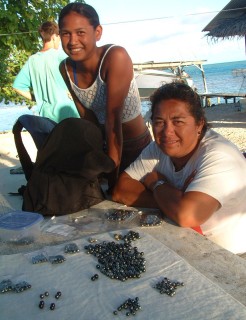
[13,21,79,122]
[12,21,80,180]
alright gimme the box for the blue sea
[0,60,245,132]
[184,60,246,96]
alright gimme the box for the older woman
[112,82,246,254]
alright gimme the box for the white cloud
[96,2,245,64]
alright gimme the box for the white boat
[135,68,194,98]
[133,60,208,99]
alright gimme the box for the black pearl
[44,291,49,297]
[40,294,44,299]
[91,273,99,281]
[50,303,55,310]
[39,301,44,309]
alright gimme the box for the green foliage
[0,47,32,105]
[0,0,85,105]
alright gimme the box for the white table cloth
[0,230,246,320]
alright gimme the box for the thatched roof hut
[203,0,246,43]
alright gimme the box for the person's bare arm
[103,46,134,186]
[113,170,220,227]
[112,172,158,207]
[13,88,34,101]
[151,186,220,227]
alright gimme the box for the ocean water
[0,60,245,132]
[184,60,246,96]
[0,104,39,133]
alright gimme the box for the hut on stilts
[202,0,246,106]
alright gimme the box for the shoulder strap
[64,59,78,86]
[72,61,78,86]
[65,46,116,84]
[98,44,116,72]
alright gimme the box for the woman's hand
[142,171,168,191]
[142,169,197,192]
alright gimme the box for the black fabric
[22,118,115,216]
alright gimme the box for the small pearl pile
[64,243,80,254]
[153,277,184,297]
[113,297,141,316]
[107,209,136,221]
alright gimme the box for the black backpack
[22,118,115,215]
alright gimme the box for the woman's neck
[171,144,199,172]
[172,156,190,171]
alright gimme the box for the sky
[86,0,245,64]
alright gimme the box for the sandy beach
[203,103,246,152]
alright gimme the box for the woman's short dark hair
[150,82,209,134]
[59,2,100,29]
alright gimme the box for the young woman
[58,2,151,189]
[112,82,246,254]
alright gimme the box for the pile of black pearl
[84,231,146,281]
[113,297,141,316]
[64,243,80,254]
[107,209,136,221]
[32,253,48,264]
[49,255,66,264]
[153,277,184,297]
[140,214,162,227]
